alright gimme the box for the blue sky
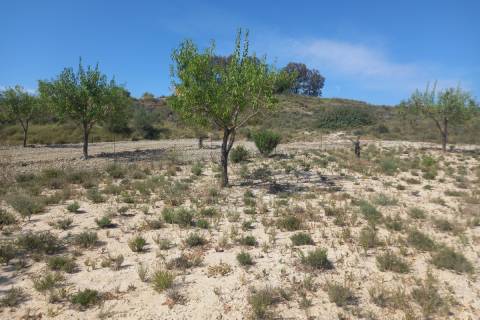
[1,0,478,105]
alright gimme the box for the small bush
[0,242,16,264]
[7,193,45,220]
[290,232,314,246]
[185,233,206,247]
[70,289,100,309]
[358,200,382,224]
[431,247,473,273]
[73,231,98,248]
[326,282,355,307]
[239,235,257,247]
[411,273,449,317]
[359,226,381,251]
[301,248,332,270]
[152,270,175,292]
[252,130,281,156]
[17,231,61,255]
[317,106,375,130]
[33,272,64,292]
[407,229,436,251]
[376,251,410,273]
[47,256,76,273]
[54,217,73,230]
[128,235,147,252]
[66,201,80,213]
[277,215,302,231]
[95,216,114,229]
[106,163,126,179]
[230,145,250,163]
[162,207,194,227]
[0,209,17,226]
[373,193,398,206]
[408,207,426,219]
[248,287,280,319]
[191,162,203,176]
[101,254,124,271]
[0,287,25,307]
[196,219,209,229]
[199,207,218,217]
[86,188,105,203]
[237,251,253,266]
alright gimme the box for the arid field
[0,136,479,320]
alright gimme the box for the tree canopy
[282,62,325,97]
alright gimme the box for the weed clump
[152,270,175,292]
[253,130,281,156]
[431,247,473,273]
[301,248,332,270]
[376,251,410,273]
[290,232,314,246]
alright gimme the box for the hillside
[0,94,478,146]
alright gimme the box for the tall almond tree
[169,29,291,187]
[0,85,39,147]
[39,59,130,159]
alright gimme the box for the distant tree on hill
[401,83,477,152]
[0,85,39,147]
[141,92,155,100]
[282,62,325,97]
[169,29,284,187]
[39,59,130,159]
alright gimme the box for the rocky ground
[0,136,479,319]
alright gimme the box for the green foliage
[185,233,206,247]
[290,232,314,246]
[0,208,17,226]
[162,207,194,227]
[7,193,45,220]
[66,201,80,213]
[152,270,175,292]
[317,105,375,129]
[357,200,382,224]
[33,272,64,292]
[230,145,250,163]
[17,231,61,255]
[252,130,281,156]
[86,188,105,203]
[411,273,449,317]
[239,235,257,246]
[407,229,437,251]
[325,282,355,307]
[73,231,98,248]
[0,287,25,307]
[47,256,76,273]
[128,235,147,252]
[0,242,16,264]
[237,251,253,266]
[276,215,302,231]
[95,215,113,228]
[376,251,410,273]
[38,58,131,158]
[359,226,381,251]
[301,248,332,270]
[431,247,473,273]
[70,289,100,308]
[248,287,281,319]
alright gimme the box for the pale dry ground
[1,136,480,319]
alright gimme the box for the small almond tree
[0,86,39,147]
[169,29,290,187]
[39,59,130,159]
[402,84,477,152]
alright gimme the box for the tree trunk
[22,123,28,147]
[198,136,203,149]
[220,132,229,187]
[442,118,448,152]
[83,123,89,159]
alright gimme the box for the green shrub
[0,287,25,307]
[431,247,473,273]
[248,287,280,318]
[70,289,100,308]
[73,231,98,248]
[411,273,449,317]
[95,216,113,228]
[7,193,45,220]
[185,233,206,247]
[359,226,381,251]
[162,207,194,227]
[191,162,203,176]
[317,106,375,129]
[290,232,314,246]
[239,235,257,247]
[17,232,61,254]
[252,130,281,156]
[407,229,436,251]
[0,242,16,264]
[54,217,73,230]
[376,251,409,273]
[199,207,218,217]
[373,193,398,206]
[196,219,209,229]
[277,215,302,231]
[301,248,332,270]
[47,256,76,273]
[408,207,426,219]
[237,251,253,266]
[33,272,64,292]
[230,145,250,163]
[106,163,126,179]
[152,270,175,292]
[128,235,147,252]
[358,200,382,224]
[379,158,399,175]
[66,201,80,213]
[86,188,105,203]
[0,209,17,226]
[326,282,355,307]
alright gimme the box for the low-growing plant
[7,193,45,220]
[376,251,410,273]
[54,217,73,230]
[248,287,280,319]
[70,289,100,309]
[359,226,381,251]
[66,201,81,213]
[137,263,149,282]
[301,248,332,270]
[357,200,382,224]
[325,282,355,307]
[101,254,124,271]
[230,145,250,163]
[431,246,473,273]
[86,188,105,203]
[128,235,147,252]
[407,229,436,251]
[373,193,398,206]
[185,233,206,247]
[290,232,314,246]
[0,209,17,226]
[33,272,65,292]
[152,269,175,292]
[199,207,218,217]
[408,207,426,219]
[0,287,25,307]
[47,256,76,273]
[0,242,16,264]
[276,215,302,231]
[253,130,281,156]
[17,231,61,255]
[239,235,257,247]
[411,273,449,317]
[73,231,98,248]
[162,207,194,227]
[237,251,253,266]
[191,162,203,176]
[95,215,114,229]
[196,219,209,229]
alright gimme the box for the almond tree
[0,85,39,147]
[39,60,130,159]
[402,84,477,152]
[169,30,290,187]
